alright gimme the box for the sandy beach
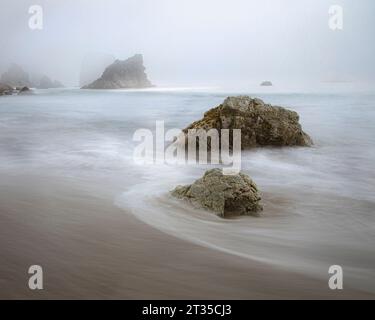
[0,168,372,299]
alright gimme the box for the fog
[0,0,374,87]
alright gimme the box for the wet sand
[0,170,372,299]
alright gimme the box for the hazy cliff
[82,54,153,89]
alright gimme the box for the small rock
[260,81,273,86]
[0,83,14,95]
[18,86,33,95]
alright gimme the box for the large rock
[82,54,153,89]
[1,65,63,89]
[183,96,312,149]
[171,168,262,218]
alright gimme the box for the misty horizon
[1,0,375,88]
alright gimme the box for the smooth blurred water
[1,87,375,293]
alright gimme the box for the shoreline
[0,169,372,299]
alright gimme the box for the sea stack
[79,53,115,87]
[182,96,313,149]
[1,64,64,89]
[171,168,263,218]
[0,64,31,88]
[260,81,273,86]
[82,54,153,89]
[37,75,64,89]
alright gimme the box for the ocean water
[1,87,375,294]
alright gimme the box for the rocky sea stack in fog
[0,64,64,89]
[37,75,64,89]
[1,64,32,88]
[171,168,262,218]
[82,54,153,89]
[183,96,313,149]
[260,81,272,86]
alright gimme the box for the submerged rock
[82,54,153,89]
[260,81,272,86]
[183,95,313,149]
[171,168,262,218]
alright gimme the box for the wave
[115,162,375,294]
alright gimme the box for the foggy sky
[0,0,374,87]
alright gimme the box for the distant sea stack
[182,96,313,149]
[36,75,64,89]
[260,81,272,86]
[82,54,153,89]
[1,64,32,87]
[0,64,64,89]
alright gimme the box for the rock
[0,83,33,96]
[183,96,313,149]
[1,64,31,87]
[171,168,262,218]
[260,81,272,86]
[18,86,32,95]
[37,75,64,89]
[38,76,53,89]
[1,65,63,89]
[0,83,14,95]
[82,54,153,89]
